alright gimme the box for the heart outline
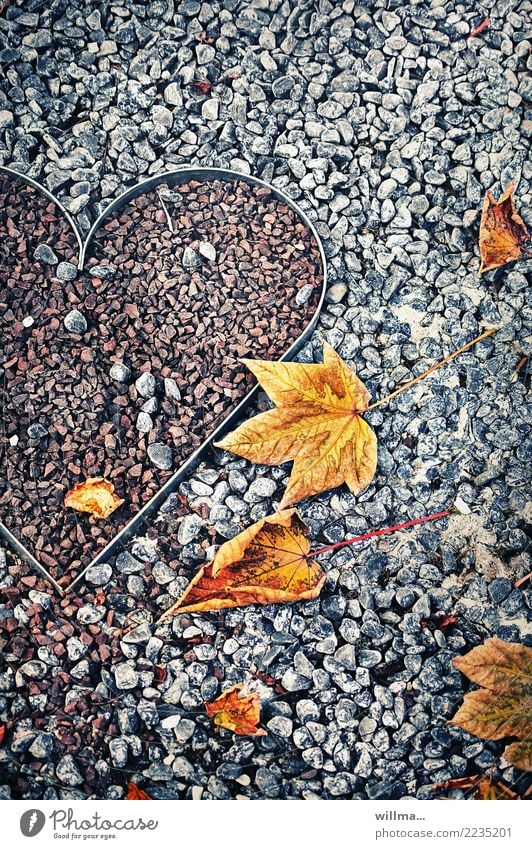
[0,165,328,594]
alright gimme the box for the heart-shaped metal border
[0,165,328,595]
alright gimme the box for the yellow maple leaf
[478,182,530,275]
[64,477,124,519]
[215,342,377,507]
[451,638,532,772]
[158,509,325,618]
[205,684,266,736]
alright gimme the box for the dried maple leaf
[205,684,266,736]
[125,782,152,800]
[451,638,532,772]
[478,182,530,275]
[64,477,124,519]
[158,509,325,618]
[215,342,377,507]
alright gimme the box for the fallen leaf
[205,684,266,736]
[125,783,152,800]
[64,477,124,519]
[478,182,530,275]
[451,638,532,772]
[0,725,5,745]
[215,342,377,507]
[158,509,325,618]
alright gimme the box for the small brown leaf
[205,684,266,736]
[478,182,530,275]
[158,509,325,619]
[451,638,532,772]
[125,782,152,800]
[64,477,124,519]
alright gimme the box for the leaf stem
[310,509,450,558]
[366,327,497,412]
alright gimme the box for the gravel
[0,0,530,804]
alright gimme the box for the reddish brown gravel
[0,175,323,584]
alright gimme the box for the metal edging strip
[0,165,328,595]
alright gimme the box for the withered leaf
[158,509,325,618]
[0,725,5,745]
[125,782,152,800]
[478,182,530,275]
[451,638,532,772]
[215,342,377,507]
[64,477,124,519]
[205,684,266,736]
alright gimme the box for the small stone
[147,443,172,471]
[28,424,47,439]
[198,242,217,262]
[85,563,113,586]
[178,514,202,545]
[64,310,87,334]
[114,663,139,690]
[22,316,34,328]
[295,284,314,306]
[488,578,513,604]
[110,362,131,383]
[255,767,280,798]
[358,717,377,741]
[89,264,116,280]
[77,605,105,624]
[109,738,128,768]
[34,244,58,265]
[18,660,48,679]
[267,716,293,738]
[245,477,277,502]
[335,644,357,670]
[136,412,153,433]
[196,43,215,64]
[135,372,156,398]
[142,398,158,415]
[164,378,182,400]
[201,99,219,121]
[0,110,13,129]
[164,83,183,106]
[56,755,84,787]
[66,637,87,662]
[56,261,78,281]
[182,246,201,268]
[29,732,55,759]
[325,284,348,304]
[358,649,382,667]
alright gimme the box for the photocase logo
[20,809,46,838]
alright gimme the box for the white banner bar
[2,799,528,849]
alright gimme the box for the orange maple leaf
[478,182,530,275]
[205,684,266,736]
[451,638,532,772]
[215,342,377,507]
[158,509,325,618]
[125,782,152,800]
[64,477,124,519]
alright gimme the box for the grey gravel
[63,309,87,334]
[1,0,530,806]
